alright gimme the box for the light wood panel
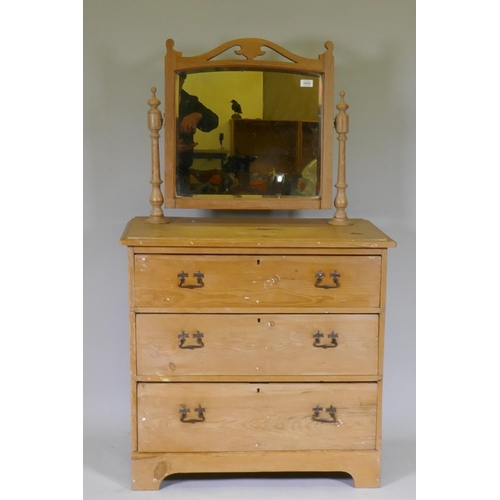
[136,314,379,377]
[122,216,395,489]
[137,382,377,453]
[120,216,397,249]
[131,450,382,490]
[135,375,381,382]
[133,254,381,310]
[135,247,384,255]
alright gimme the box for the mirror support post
[329,91,353,226]
[146,87,169,224]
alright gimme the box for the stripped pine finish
[121,37,396,490]
[133,254,382,310]
[137,383,378,453]
[135,314,379,377]
[121,216,394,489]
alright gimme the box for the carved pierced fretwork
[167,38,332,68]
[204,38,305,63]
[233,43,266,61]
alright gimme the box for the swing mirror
[163,38,335,210]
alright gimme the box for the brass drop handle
[177,270,205,289]
[313,331,338,348]
[314,270,341,289]
[179,405,206,423]
[312,405,338,423]
[178,331,205,349]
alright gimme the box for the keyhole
[257,388,260,393]
[257,259,260,265]
[257,318,261,323]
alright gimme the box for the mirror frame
[163,38,334,210]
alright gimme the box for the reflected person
[177,72,219,195]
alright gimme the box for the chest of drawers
[120,216,395,489]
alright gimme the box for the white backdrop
[83,0,415,495]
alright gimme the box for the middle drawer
[136,314,379,377]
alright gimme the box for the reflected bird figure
[230,99,242,118]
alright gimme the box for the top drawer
[133,255,381,311]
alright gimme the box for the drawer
[136,314,379,377]
[137,382,377,453]
[133,255,381,310]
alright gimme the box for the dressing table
[120,38,396,490]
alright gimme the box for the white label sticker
[300,79,314,88]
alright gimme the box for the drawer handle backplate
[177,270,205,289]
[179,405,206,423]
[178,331,205,349]
[313,331,339,348]
[314,270,341,289]
[312,405,338,424]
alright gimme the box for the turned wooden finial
[148,86,159,107]
[328,91,353,226]
[146,86,168,224]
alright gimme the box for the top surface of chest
[120,217,396,249]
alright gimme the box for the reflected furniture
[231,119,319,189]
[121,38,395,490]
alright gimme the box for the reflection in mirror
[176,70,321,198]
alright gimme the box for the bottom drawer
[137,382,377,453]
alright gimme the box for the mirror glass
[176,69,321,199]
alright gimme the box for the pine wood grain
[133,254,381,310]
[121,216,396,249]
[131,449,382,490]
[123,216,395,489]
[137,382,377,453]
[136,314,379,377]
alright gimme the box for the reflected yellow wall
[263,73,319,121]
[183,71,263,151]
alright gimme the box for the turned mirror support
[329,91,353,226]
[146,87,169,224]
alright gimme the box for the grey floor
[83,424,415,499]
